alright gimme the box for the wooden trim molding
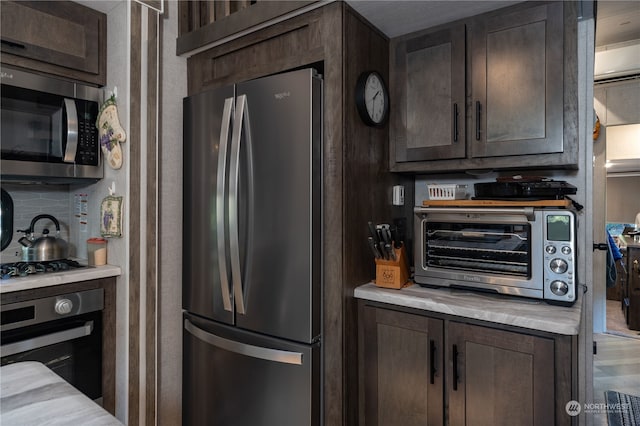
[145,7,160,426]
[128,2,142,425]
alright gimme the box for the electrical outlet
[392,185,404,206]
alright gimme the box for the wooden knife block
[374,244,410,289]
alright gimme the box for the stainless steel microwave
[1,65,103,183]
[414,207,577,305]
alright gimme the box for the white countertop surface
[0,264,121,294]
[0,361,122,425]
[354,283,582,335]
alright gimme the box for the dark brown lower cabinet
[359,301,576,426]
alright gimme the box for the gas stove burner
[1,259,85,280]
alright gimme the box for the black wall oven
[0,288,104,400]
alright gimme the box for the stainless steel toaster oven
[414,207,576,305]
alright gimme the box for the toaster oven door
[415,207,544,298]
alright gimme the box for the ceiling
[346,0,640,46]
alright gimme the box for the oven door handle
[0,321,94,357]
[414,206,535,220]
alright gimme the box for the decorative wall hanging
[100,189,123,238]
[97,94,127,169]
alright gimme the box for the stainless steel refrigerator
[182,68,322,426]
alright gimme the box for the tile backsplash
[1,184,72,263]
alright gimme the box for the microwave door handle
[62,98,79,163]
[216,97,235,312]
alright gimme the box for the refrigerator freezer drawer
[183,314,320,426]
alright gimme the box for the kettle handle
[27,214,61,234]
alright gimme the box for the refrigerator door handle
[184,319,303,365]
[216,97,234,312]
[229,94,254,315]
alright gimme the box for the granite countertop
[355,283,582,335]
[0,264,121,294]
[0,361,122,425]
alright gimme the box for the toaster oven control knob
[545,245,556,254]
[561,246,572,255]
[550,258,568,274]
[55,299,73,315]
[550,280,569,296]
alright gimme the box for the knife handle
[368,237,382,259]
[368,221,379,243]
[385,243,396,261]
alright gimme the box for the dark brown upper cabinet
[390,1,578,173]
[470,1,563,158]
[391,24,466,163]
[0,1,106,86]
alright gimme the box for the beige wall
[607,175,640,224]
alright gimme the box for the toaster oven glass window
[424,222,531,277]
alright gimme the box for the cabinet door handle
[452,344,460,391]
[429,339,437,384]
[475,101,482,141]
[1,39,26,49]
[453,103,459,143]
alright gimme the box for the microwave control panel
[76,101,99,166]
[542,211,576,303]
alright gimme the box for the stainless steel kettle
[18,214,70,262]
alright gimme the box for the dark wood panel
[145,7,160,426]
[359,303,444,426]
[389,0,579,173]
[177,1,317,55]
[391,24,466,163]
[128,2,142,425]
[447,321,556,426]
[187,7,327,95]
[0,0,106,86]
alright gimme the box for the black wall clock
[355,71,389,127]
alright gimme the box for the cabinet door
[470,2,563,157]
[360,305,444,426]
[447,322,555,426]
[391,24,466,163]
[0,1,105,85]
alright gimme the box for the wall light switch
[392,185,404,206]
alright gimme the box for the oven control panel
[0,289,103,332]
[542,211,576,303]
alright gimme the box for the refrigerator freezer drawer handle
[184,319,303,365]
[216,97,234,312]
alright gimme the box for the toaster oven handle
[62,98,79,163]
[414,206,535,220]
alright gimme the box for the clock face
[364,74,387,124]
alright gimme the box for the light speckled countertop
[0,264,121,294]
[0,361,122,425]
[355,283,582,335]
